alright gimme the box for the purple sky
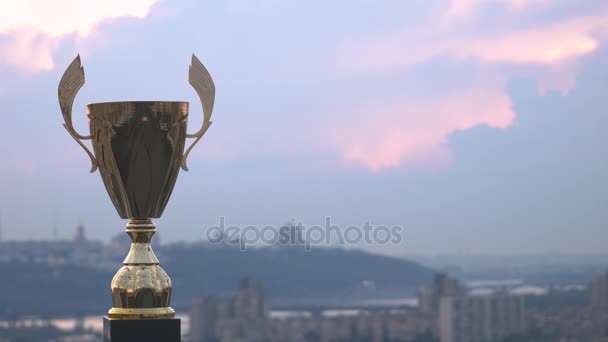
[1,0,607,256]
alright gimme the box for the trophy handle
[58,55,98,173]
[182,54,216,171]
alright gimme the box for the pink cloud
[511,60,581,95]
[336,13,608,73]
[454,17,601,64]
[331,85,514,171]
[0,31,58,72]
[0,0,157,72]
[330,5,608,170]
[445,0,550,22]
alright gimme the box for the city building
[0,223,108,268]
[191,278,438,342]
[266,311,436,342]
[190,277,269,342]
[418,272,463,313]
[439,293,525,342]
[233,277,270,320]
[591,272,608,308]
[527,306,608,341]
[74,223,87,244]
[190,296,232,341]
[418,287,435,313]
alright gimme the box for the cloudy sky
[0,0,607,256]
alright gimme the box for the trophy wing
[58,55,84,128]
[58,55,98,173]
[182,54,216,171]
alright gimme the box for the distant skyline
[1,0,607,255]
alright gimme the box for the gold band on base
[108,307,176,320]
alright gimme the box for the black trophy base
[103,317,181,342]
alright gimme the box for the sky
[0,0,607,256]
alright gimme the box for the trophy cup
[58,54,215,340]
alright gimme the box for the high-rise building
[418,287,435,313]
[433,273,461,297]
[190,277,269,342]
[74,223,87,243]
[591,272,608,308]
[190,296,231,341]
[439,293,525,342]
[418,272,463,313]
[233,277,269,320]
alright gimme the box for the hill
[164,245,433,307]
[0,245,432,317]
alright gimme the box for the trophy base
[103,316,181,342]
[109,220,175,321]
[108,307,176,320]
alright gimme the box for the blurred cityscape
[0,224,607,342]
[188,273,608,342]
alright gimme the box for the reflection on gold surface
[109,219,175,320]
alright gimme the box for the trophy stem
[108,219,175,320]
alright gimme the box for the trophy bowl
[87,101,189,219]
[58,55,215,320]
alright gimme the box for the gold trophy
[58,54,215,320]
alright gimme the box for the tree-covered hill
[0,245,432,317]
